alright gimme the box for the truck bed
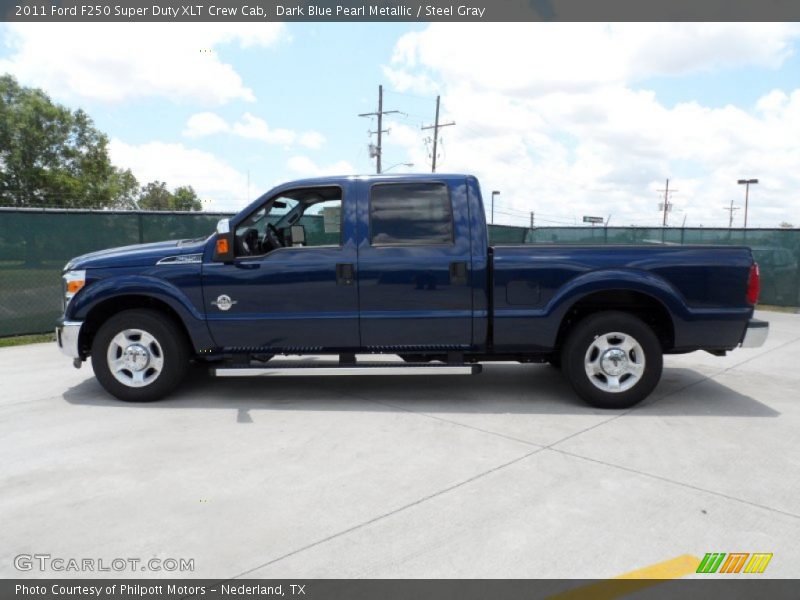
[489,244,755,352]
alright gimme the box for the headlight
[63,270,86,305]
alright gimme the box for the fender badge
[211,295,237,311]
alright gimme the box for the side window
[370,183,453,245]
[233,188,343,257]
[301,198,342,247]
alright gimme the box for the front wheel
[561,311,663,409]
[91,309,190,402]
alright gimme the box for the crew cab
[56,174,768,408]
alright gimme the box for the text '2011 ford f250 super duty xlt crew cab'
[56,174,768,409]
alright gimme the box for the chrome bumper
[56,320,83,358]
[741,318,769,348]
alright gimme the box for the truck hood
[64,238,209,270]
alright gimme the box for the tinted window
[370,183,453,245]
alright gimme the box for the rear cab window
[369,182,453,245]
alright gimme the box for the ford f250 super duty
[56,174,768,408]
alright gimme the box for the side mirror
[290,224,306,247]
[213,218,234,262]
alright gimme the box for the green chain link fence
[0,210,797,337]
[0,209,230,337]
[521,226,800,308]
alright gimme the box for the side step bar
[213,362,481,377]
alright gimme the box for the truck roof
[237,173,475,221]
[276,173,472,188]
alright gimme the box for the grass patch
[0,333,55,347]
[757,304,799,314]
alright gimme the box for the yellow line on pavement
[546,554,701,600]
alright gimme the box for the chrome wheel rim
[584,331,645,393]
[106,328,164,388]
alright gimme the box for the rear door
[356,179,473,350]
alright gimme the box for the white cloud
[386,23,800,96]
[287,156,356,177]
[183,112,230,138]
[384,23,800,227]
[182,112,326,149]
[0,23,287,104]
[232,112,297,145]
[298,131,327,150]
[109,139,249,211]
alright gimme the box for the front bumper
[740,318,769,348]
[56,320,83,359]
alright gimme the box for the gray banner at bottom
[3,579,800,600]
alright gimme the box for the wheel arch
[555,288,676,353]
[78,295,194,358]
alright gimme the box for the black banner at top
[2,0,800,22]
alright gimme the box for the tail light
[746,263,760,305]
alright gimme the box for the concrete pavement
[1,310,798,579]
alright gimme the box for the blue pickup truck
[56,174,768,408]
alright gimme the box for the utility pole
[657,179,677,226]
[421,95,455,172]
[358,85,400,174]
[530,211,535,228]
[724,199,740,228]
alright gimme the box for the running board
[212,362,481,377]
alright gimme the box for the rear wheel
[561,311,662,409]
[91,309,189,402]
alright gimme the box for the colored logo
[696,552,772,574]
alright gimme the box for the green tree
[171,185,202,211]
[137,181,174,211]
[137,182,203,211]
[0,74,136,208]
[109,168,140,209]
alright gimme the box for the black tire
[91,309,190,402]
[561,311,662,409]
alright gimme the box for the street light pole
[491,191,500,225]
[737,178,758,228]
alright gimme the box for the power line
[491,208,574,226]
[491,202,576,223]
[421,95,455,173]
[358,84,401,174]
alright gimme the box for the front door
[356,179,474,350]
[202,183,359,351]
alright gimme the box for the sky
[1,22,799,227]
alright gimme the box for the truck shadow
[62,363,779,418]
